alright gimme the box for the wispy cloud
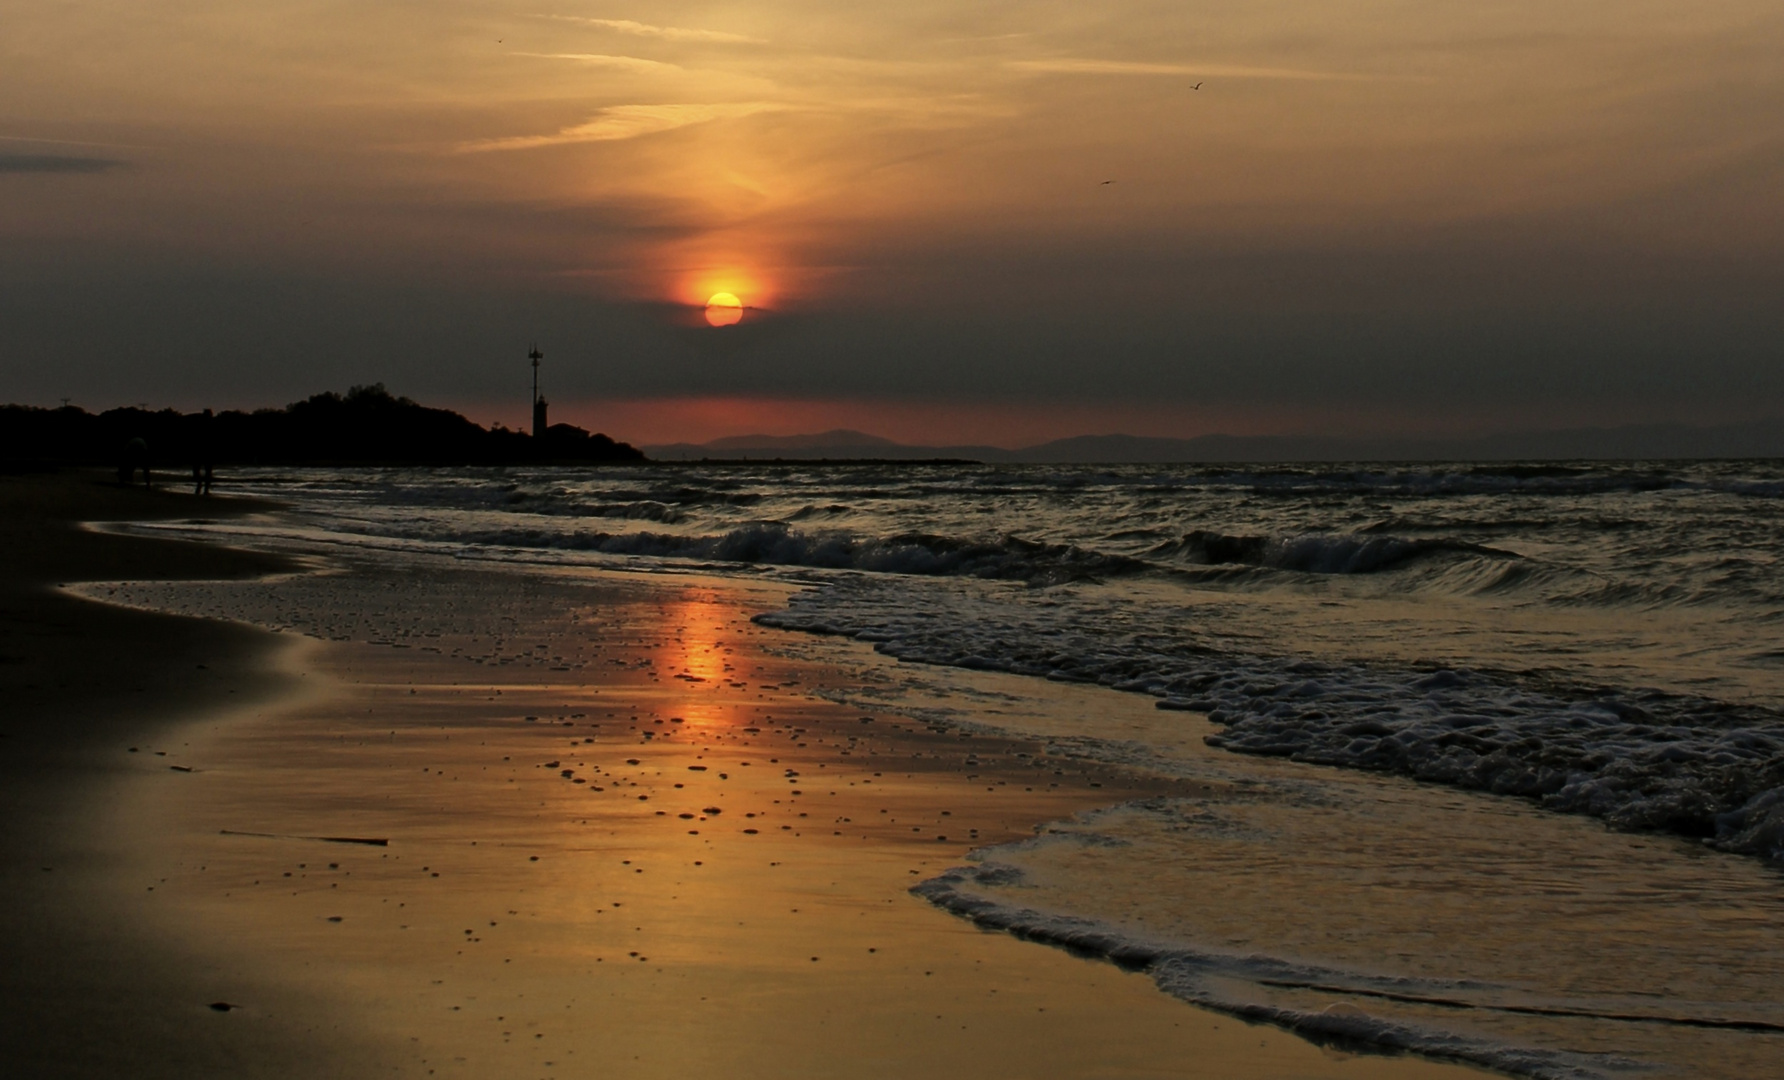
[459,102,784,152]
[509,52,681,73]
[0,152,125,174]
[534,15,763,44]
[0,133,156,150]
[1007,58,1373,81]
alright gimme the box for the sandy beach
[12,0,1784,1072]
[1,469,1499,1079]
[0,470,387,1076]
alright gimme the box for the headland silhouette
[1,384,644,475]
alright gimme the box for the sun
[704,292,743,327]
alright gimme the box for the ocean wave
[1151,530,1518,575]
[1184,466,1684,500]
[450,522,1148,584]
[224,461,1784,611]
[915,862,1621,1080]
[782,503,858,522]
[756,578,1784,863]
[510,499,685,522]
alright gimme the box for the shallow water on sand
[86,539,1784,1079]
[95,562,1489,1080]
[770,624,1784,1080]
[138,462,1784,871]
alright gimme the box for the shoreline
[28,465,1784,1077]
[65,529,1492,1077]
[0,471,399,1078]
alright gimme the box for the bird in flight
[1192,82,1203,90]
[1100,179,1115,185]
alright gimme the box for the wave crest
[1155,530,1517,575]
[757,577,1784,863]
[461,522,1146,583]
[915,862,1619,1080]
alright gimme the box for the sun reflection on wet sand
[114,570,1489,1080]
[660,591,734,688]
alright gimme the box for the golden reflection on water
[101,567,1494,1080]
[659,591,738,698]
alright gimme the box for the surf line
[1251,977,1784,1033]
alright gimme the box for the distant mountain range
[646,418,1784,463]
[699,429,905,452]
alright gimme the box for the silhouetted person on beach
[194,409,216,495]
[120,437,149,487]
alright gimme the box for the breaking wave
[1152,530,1517,575]
[915,863,1630,1080]
[450,522,1148,584]
[757,577,1784,863]
[436,519,1518,585]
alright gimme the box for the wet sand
[103,560,1494,1079]
[0,470,403,1077]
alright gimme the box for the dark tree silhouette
[1,385,645,468]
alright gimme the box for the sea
[103,461,1784,1079]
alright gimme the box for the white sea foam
[756,575,1784,862]
[913,849,1776,1078]
[1149,529,1518,574]
[914,861,1626,1080]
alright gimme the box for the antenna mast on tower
[528,344,546,438]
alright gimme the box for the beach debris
[219,829,388,847]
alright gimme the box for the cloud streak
[533,15,764,44]
[1007,58,1375,81]
[459,103,785,152]
[0,152,125,173]
[508,52,681,73]
[0,133,156,150]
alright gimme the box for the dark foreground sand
[2,470,1491,1079]
[0,471,387,1077]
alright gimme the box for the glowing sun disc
[704,292,743,327]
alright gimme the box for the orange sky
[4,1,1783,441]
